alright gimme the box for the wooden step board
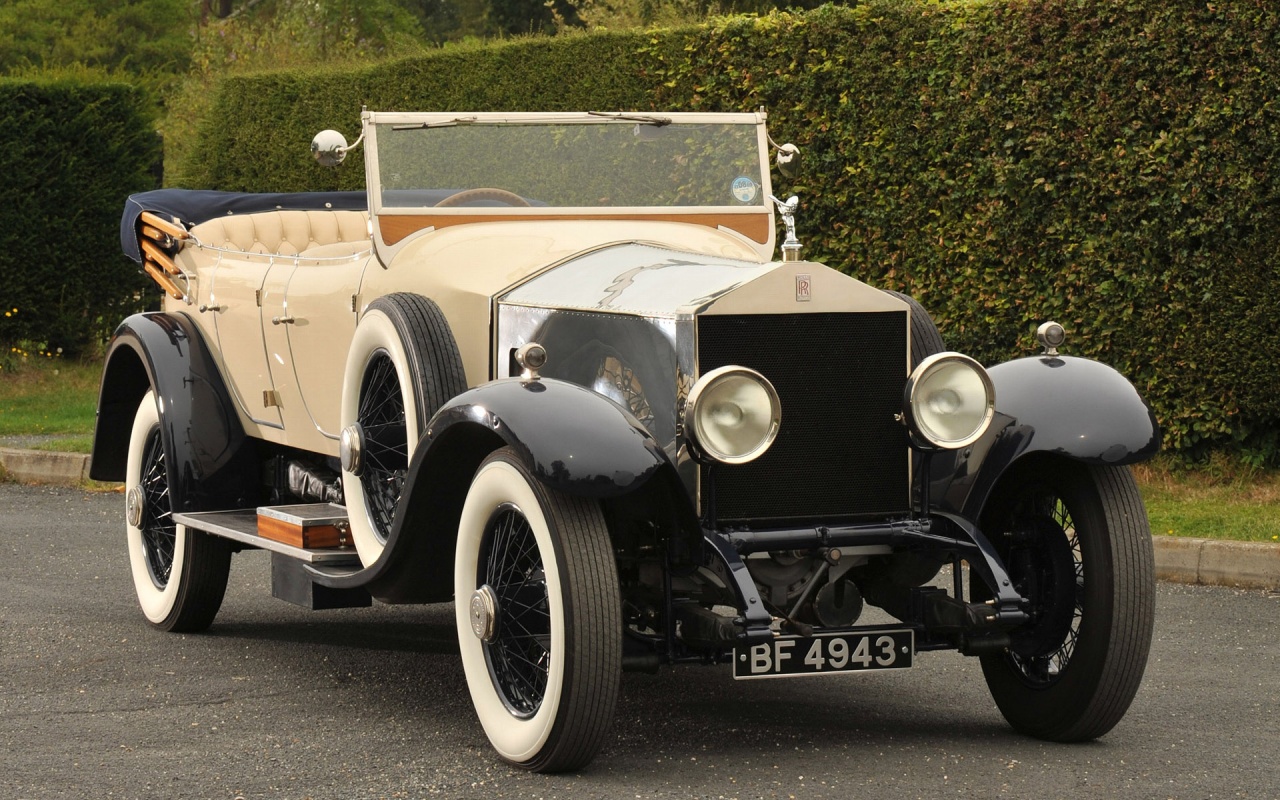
[257,503,352,549]
[173,506,359,565]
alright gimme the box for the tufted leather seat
[188,209,370,259]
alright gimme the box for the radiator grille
[697,311,910,525]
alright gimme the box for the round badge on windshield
[732,176,758,203]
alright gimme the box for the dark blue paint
[89,312,258,512]
[987,355,1161,464]
[422,378,670,498]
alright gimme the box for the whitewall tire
[454,448,621,772]
[340,294,466,567]
[125,391,230,632]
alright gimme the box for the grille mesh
[697,311,910,525]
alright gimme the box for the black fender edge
[89,312,259,512]
[928,355,1161,520]
[313,378,678,602]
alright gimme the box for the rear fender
[89,312,258,511]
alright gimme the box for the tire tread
[163,532,231,633]
[979,459,1155,742]
[883,289,945,369]
[368,293,468,429]
[526,482,622,772]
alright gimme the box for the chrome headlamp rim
[683,365,781,465]
[902,352,996,450]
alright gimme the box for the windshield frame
[361,110,777,258]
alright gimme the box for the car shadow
[206,612,461,656]
[199,596,1019,772]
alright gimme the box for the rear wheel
[454,448,621,772]
[976,457,1155,741]
[125,391,230,632]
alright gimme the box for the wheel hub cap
[339,424,365,476]
[469,584,499,642]
[125,485,144,528]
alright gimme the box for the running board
[175,507,371,610]
[173,508,361,566]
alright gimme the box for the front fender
[988,355,1161,464]
[424,377,670,498]
[88,312,258,512]
[330,377,672,603]
[929,355,1160,519]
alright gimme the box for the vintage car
[92,111,1160,772]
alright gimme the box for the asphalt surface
[2,483,1278,800]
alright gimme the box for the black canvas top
[121,189,368,263]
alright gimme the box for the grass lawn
[1,359,1276,543]
[29,434,96,453]
[1133,461,1280,544]
[0,359,99,438]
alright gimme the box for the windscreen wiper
[390,116,479,131]
[587,111,672,126]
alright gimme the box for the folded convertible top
[120,189,367,263]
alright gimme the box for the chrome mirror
[311,129,350,167]
[775,142,800,179]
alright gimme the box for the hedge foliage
[176,0,1280,464]
[175,33,674,191]
[0,75,160,357]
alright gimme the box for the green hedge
[0,75,160,357]
[176,0,1280,464]
[175,32,677,191]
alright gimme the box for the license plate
[732,629,914,680]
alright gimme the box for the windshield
[374,118,767,211]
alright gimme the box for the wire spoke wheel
[995,501,1084,687]
[976,456,1155,742]
[138,428,177,588]
[357,350,409,543]
[125,391,230,632]
[481,506,552,717]
[455,448,621,772]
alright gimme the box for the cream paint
[363,219,768,386]
[700,260,909,317]
[170,215,374,455]
[168,214,778,454]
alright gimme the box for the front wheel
[125,391,231,632]
[454,448,621,772]
[976,457,1155,741]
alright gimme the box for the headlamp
[684,366,781,464]
[903,353,995,450]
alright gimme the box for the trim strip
[378,212,772,246]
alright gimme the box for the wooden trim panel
[144,261,185,299]
[257,514,352,549]
[140,239,180,275]
[378,212,772,246]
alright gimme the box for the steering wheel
[434,188,531,208]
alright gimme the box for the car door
[259,254,372,452]
[208,253,284,429]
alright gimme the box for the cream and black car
[93,111,1161,772]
